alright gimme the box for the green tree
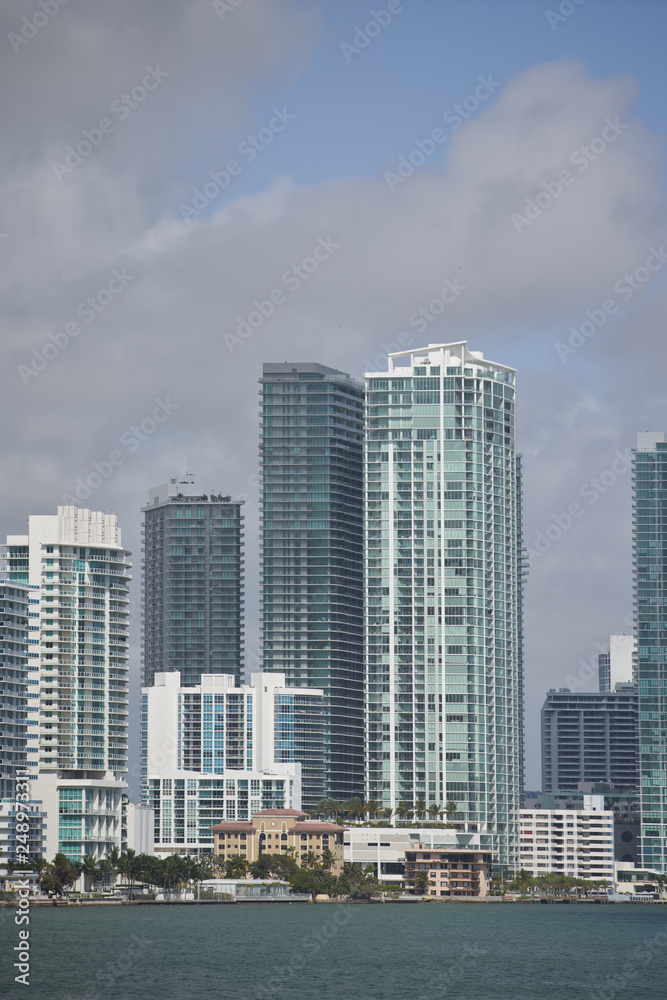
[445,800,458,822]
[343,797,365,822]
[41,854,81,896]
[224,854,250,879]
[414,870,433,895]
[289,868,323,901]
[364,800,380,821]
[320,848,335,871]
[105,845,121,883]
[414,799,426,822]
[427,803,443,821]
[396,802,413,824]
[80,855,98,892]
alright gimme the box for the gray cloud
[1,10,664,790]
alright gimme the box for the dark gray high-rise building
[259,362,365,801]
[142,476,244,688]
[541,686,639,793]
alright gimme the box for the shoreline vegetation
[1,896,663,906]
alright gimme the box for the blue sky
[209,0,667,199]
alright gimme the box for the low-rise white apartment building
[519,802,615,881]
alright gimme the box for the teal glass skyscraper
[365,342,524,867]
[260,362,365,800]
[634,432,667,871]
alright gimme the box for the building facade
[0,583,29,799]
[598,634,635,693]
[519,805,615,881]
[364,342,524,867]
[146,769,299,855]
[634,432,667,871]
[259,362,365,800]
[404,846,491,896]
[120,798,154,855]
[5,507,130,861]
[344,826,486,888]
[541,686,638,793]
[212,808,345,872]
[142,476,244,688]
[141,670,324,809]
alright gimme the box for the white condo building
[4,507,131,861]
[519,801,615,881]
[364,343,525,868]
[142,671,323,854]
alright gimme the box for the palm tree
[364,800,380,821]
[95,859,112,891]
[343,797,365,823]
[428,803,443,821]
[320,848,336,871]
[445,800,458,822]
[396,802,412,824]
[118,849,141,898]
[414,799,426,822]
[304,850,320,869]
[414,870,432,895]
[225,854,250,879]
[80,855,98,893]
[162,854,187,898]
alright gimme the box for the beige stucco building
[404,845,491,897]
[211,808,346,874]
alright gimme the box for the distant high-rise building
[364,342,525,868]
[5,507,131,861]
[259,363,365,800]
[634,431,667,871]
[598,634,636,692]
[142,476,244,687]
[541,686,638,793]
[0,582,29,799]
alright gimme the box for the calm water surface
[2,902,666,999]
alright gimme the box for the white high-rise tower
[5,506,131,861]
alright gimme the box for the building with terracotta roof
[211,808,346,873]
